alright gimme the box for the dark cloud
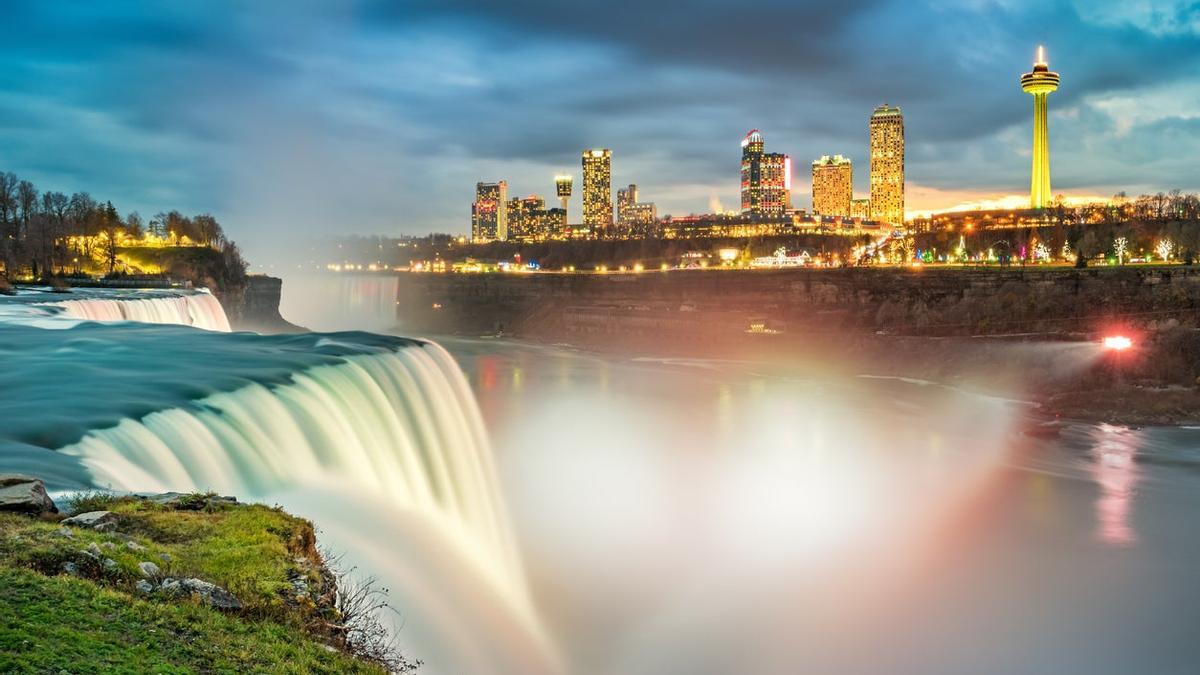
[0,0,1197,264]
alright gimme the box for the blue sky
[1,0,1198,262]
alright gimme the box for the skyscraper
[617,184,657,234]
[811,155,853,217]
[740,130,791,217]
[869,105,905,225]
[582,149,612,232]
[555,175,573,225]
[1021,46,1060,209]
[617,184,638,226]
[471,181,507,242]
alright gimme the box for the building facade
[740,130,791,217]
[555,174,573,225]
[471,181,508,242]
[869,105,905,225]
[582,149,613,233]
[617,184,658,234]
[850,198,871,220]
[811,155,853,217]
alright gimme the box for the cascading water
[54,338,556,673]
[45,290,231,331]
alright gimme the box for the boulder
[160,577,242,610]
[138,561,162,579]
[62,510,119,532]
[0,474,58,514]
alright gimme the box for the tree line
[912,190,1200,266]
[0,170,240,279]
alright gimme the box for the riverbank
[0,477,416,673]
[394,267,1200,425]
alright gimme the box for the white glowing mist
[45,291,231,332]
[60,341,555,673]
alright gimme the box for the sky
[1,0,1198,264]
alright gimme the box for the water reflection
[1090,424,1141,547]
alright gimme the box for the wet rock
[62,511,118,532]
[160,577,242,610]
[0,475,58,514]
[138,561,162,579]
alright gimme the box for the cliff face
[395,267,1200,418]
[396,266,1200,342]
[223,275,304,332]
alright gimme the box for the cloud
[0,0,1196,265]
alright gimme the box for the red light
[1103,336,1133,351]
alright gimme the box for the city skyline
[0,2,1198,263]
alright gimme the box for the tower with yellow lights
[1021,46,1060,209]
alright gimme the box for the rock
[124,540,145,552]
[158,552,172,563]
[135,579,155,594]
[62,510,118,532]
[54,527,75,538]
[138,561,162,579]
[62,562,79,576]
[160,577,242,610]
[0,474,58,514]
[103,558,118,572]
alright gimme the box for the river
[278,273,1200,674]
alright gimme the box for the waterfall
[45,291,231,332]
[58,339,555,672]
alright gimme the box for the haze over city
[2,0,1199,263]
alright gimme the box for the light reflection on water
[276,274,1200,674]
[1091,424,1141,547]
[433,337,1200,674]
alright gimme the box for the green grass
[0,568,379,674]
[0,495,387,673]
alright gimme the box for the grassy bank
[0,492,408,673]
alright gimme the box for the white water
[59,340,556,673]
[46,290,231,331]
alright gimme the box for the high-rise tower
[582,149,612,233]
[740,130,791,217]
[869,105,905,225]
[811,154,853,217]
[1021,45,1060,209]
[471,181,507,242]
[555,174,573,225]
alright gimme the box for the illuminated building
[555,175,573,225]
[617,184,637,226]
[505,195,545,241]
[471,181,507,242]
[811,155,853,217]
[617,184,658,234]
[1021,46,1060,209]
[582,149,613,232]
[740,130,791,217]
[850,198,871,220]
[869,105,905,224]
